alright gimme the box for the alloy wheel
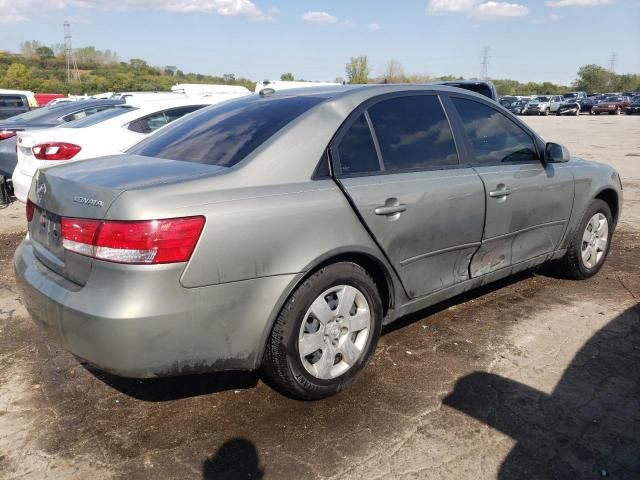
[298,285,371,380]
[581,213,609,269]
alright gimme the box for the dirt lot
[1,115,639,480]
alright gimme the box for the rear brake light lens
[61,216,205,264]
[0,130,17,141]
[26,199,35,222]
[32,142,81,161]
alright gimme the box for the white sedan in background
[12,99,211,203]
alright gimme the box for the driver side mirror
[545,142,570,163]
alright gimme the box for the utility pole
[608,52,617,73]
[64,20,80,83]
[480,47,490,80]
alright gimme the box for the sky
[0,0,638,85]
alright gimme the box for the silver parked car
[15,85,622,399]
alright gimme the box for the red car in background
[592,96,631,115]
[33,93,65,107]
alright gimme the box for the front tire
[556,199,613,280]
[263,262,383,400]
[542,108,549,116]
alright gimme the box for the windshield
[563,93,578,99]
[499,96,517,106]
[61,106,136,128]
[128,94,325,167]
[605,96,624,102]
[534,96,550,102]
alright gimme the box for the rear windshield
[128,95,324,167]
[62,106,136,128]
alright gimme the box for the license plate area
[30,206,64,259]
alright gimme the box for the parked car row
[499,91,640,116]
[7,82,622,399]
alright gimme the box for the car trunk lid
[28,154,217,285]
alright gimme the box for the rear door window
[336,114,380,175]
[368,95,459,171]
[451,97,538,165]
[129,95,324,167]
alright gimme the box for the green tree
[345,55,370,84]
[129,58,148,70]
[1,63,32,89]
[35,46,54,60]
[280,72,294,81]
[574,64,614,93]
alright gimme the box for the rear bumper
[11,167,31,203]
[14,238,295,378]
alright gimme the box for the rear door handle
[489,187,512,198]
[375,204,407,216]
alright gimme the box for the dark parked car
[624,99,640,115]
[0,94,30,120]
[499,96,519,108]
[433,80,498,101]
[0,99,124,182]
[556,97,594,116]
[15,85,621,399]
[508,99,529,115]
[591,96,631,115]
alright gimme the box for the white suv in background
[525,95,564,115]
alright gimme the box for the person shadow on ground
[444,303,640,479]
[202,438,264,480]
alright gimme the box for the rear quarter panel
[108,179,393,288]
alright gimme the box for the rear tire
[263,262,383,400]
[555,199,613,280]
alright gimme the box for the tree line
[344,56,640,94]
[1,42,638,96]
[0,42,255,95]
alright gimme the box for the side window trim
[330,91,464,179]
[446,93,543,166]
[363,110,385,172]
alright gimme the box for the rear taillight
[26,199,35,222]
[0,130,17,141]
[61,216,205,264]
[32,142,81,161]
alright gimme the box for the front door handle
[489,186,512,198]
[375,204,407,216]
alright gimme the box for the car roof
[257,83,495,103]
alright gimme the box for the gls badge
[73,196,104,208]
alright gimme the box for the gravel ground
[0,114,639,480]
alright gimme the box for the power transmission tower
[480,47,490,80]
[608,52,617,73]
[64,20,80,83]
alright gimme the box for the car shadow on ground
[86,270,536,401]
[83,366,260,402]
[443,303,640,479]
